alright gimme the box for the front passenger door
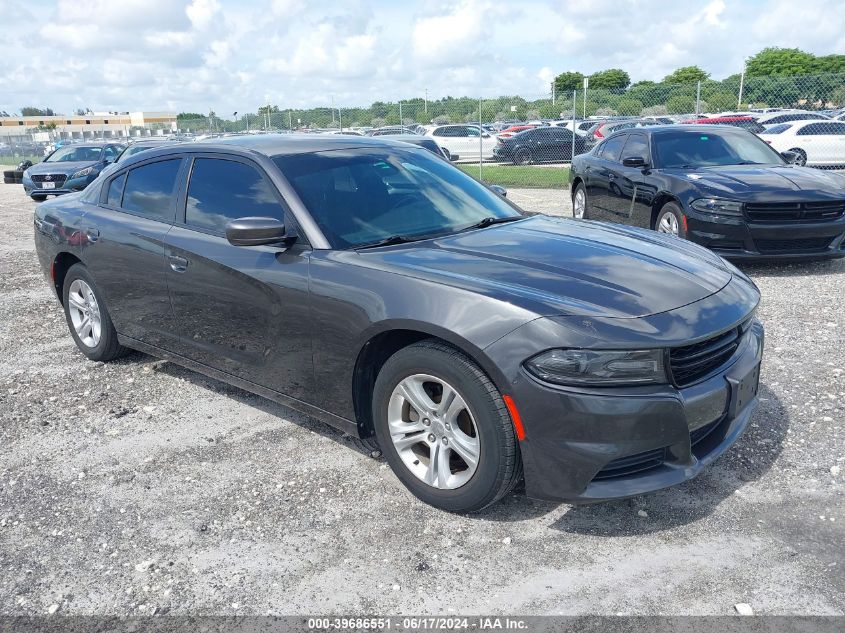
[163,155,314,401]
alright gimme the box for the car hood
[27,160,98,176]
[357,216,733,319]
[665,164,845,200]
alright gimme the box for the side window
[122,159,181,220]
[797,123,823,136]
[600,135,627,162]
[186,158,284,232]
[102,146,119,162]
[550,128,573,140]
[621,134,649,161]
[432,127,446,137]
[106,173,126,207]
[465,126,481,137]
[831,123,845,135]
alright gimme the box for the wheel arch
[351,322,509,439]
[52,252,83,304]
[650,192,683,230]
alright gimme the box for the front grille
[756,237,832,252]
[31,174,67,186]
[745,200,845,223]
[670,326,744,387]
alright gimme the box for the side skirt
[117,334,361,438]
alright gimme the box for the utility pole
[331,95,336,126]
[289,110,292,130]
[695,81,702,116]
[551,81,555,106]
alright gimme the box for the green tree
[706,92,737,112]
[663,66,709,84]
[177,112,205,120]
[588,68,630,90]
[745,47,816,76]
[554,71,585,94]
[21,106,55,116]
[813,54,845,73]
[666,95,695,114]
[616,98,644,115]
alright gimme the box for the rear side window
[122,159,181,220]
[107,173,126,207]
[186,158,284,232]
[599,135,626,162]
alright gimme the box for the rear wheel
[788,148,807,166]
[62,264,129,362]
[572,183,589,219]
[372,340,522,512]
[513,148,532,165]
[654,201,687,239]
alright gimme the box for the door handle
[608,174,616,180]
[168,255,188,273]
[85,228,99,242]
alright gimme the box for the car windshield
[45,146,103,163]
[653,130,784,168]
[274,147,522,249]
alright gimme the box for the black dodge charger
[569,125,845,260]
[33,135,763,512]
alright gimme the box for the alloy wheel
[387,373,480,489]
[657,212,679,235]
[67,279,102,348]
[573,188,586,219]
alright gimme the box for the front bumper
[684,208,845,260]
[23,173,95,197]
[496,319,764,503]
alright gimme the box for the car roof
[602,124,751,139]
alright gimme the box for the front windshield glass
[45,146,103,163]
[274,147,522,249]
[653,130,784,168]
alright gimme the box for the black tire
[654,201,688,239]
[62,263,129,362]
[788,148,807,166]
[513,148,532,166]
[572,182,590,220]
[3,177,14,185]
[31,194,47,202]
[372,340,522,512]
[3,170,14,179]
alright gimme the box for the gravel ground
[0,181,843,617]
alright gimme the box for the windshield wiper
[354,234,423,250]
[458,216,523,232]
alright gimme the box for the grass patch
[458,164,571,189]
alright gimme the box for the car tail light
[594,126,605,139]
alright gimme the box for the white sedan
[754,110,830,129]
[422,124,498,161]
[760,120,845,167]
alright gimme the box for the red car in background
[496,125,536,139]
[681,116,766,134]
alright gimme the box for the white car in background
[422,124,497,161]
[760,120,845,167]
[755,110,830,129]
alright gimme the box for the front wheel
[572,183,589,219]
[513,148,532,165]
[654,201,688,239]
[62,263,129,362]
[372,340,522,512]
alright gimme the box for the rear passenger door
[163,153,314,400]
[84,156,185,348]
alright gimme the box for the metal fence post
[478,98,483,181]
[695,80,702,116]
[571,90,577,165]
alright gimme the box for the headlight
[690,198,743,216]
[70,166,93,179]
[524,349,667,386]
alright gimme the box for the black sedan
[33,135,763,512]
[493,127,585,164]
[569,125,845,260]
[23,142,125,201]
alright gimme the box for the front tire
[372,340,522,512]
[654,201,687,239]
[572,183,589,219]
[513,148,532,165]
[62,264,128,362]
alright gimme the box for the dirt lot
[0,180,843,617]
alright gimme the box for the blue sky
[2,0,844,115]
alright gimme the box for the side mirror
[780,150,798,164]
[622,156,648,168]
[489,184,507,197]
[225,217,293,247]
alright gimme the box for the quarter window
[186,158,284,232]
[121,159,181,220]
[106,173,126,207]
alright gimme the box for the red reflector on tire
[503,395,525,441]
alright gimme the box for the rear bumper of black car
[684,208,845,260]
[503,320,764,503]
